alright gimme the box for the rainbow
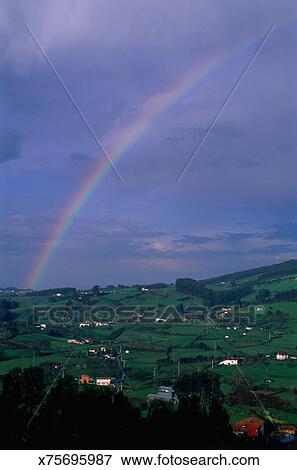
[24,37,260,289]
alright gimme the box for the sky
[1,0,297,289]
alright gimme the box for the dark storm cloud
[0,128,23,163]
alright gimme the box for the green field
[1,260,297,426]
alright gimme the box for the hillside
[202,259,297,284]
[176,260,297,307]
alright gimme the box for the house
[219,358,239,366]
[159,385,175,394]
[68,339,84,345]
[96,377,114,387]
[94,321,109,327]
[88,349,97,356]
[147,385,178,405]
[80,375,90,384]
[276,351,289,361]
[104,354,116,360]
[233,417,266,439]
[279,425,296,436]
[51,362,62,370]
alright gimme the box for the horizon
[2,257,297,291]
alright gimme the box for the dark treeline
[133,283,168,289]
[176,278,253,306]
[0,367,240,449]
[273,288,297,302]
[0,298,19,322]
[255,288,297,304]
[29,287,77,297]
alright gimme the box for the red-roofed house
[233,417,266,439]
[276,352,288,361]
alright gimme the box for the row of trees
[255,288,297,303]
[0,299,19,322]
[176,278,253,306]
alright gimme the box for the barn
[219,358,239,366]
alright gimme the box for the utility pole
[211,341,216,370]
[153,367,156,383]
[177,360,181,378]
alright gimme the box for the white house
[96,378,113,387]
[276,352,288,361]
[67,339,84,345]
[219,358,239,366]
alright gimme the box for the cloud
[173,234,213,245]
[276,142,297,153]
[69,152,93,164]
[165,125,203,142]
[219,232,256,241]
[212,121,244,139]
[264,222,297,241]
[250,243,297,255]
[0,128,23,163]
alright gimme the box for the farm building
[276,351,289,361]
[51,362,62,370]
[219,358,239,366]
[79,376,115,387]
[233,416,266,439]
[279,425,296,436]
[88,349,97,356]
[68,339,85,345]
[96,377,114,387]
[147,385,178,405]
[80,375,90,384]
